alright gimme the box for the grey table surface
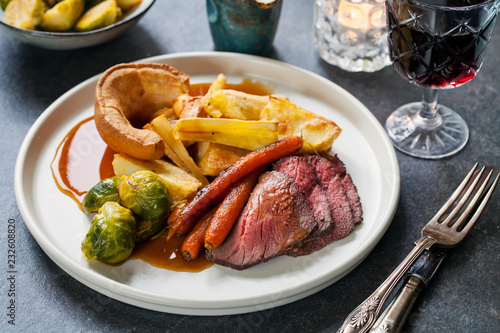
[1,1,499,332]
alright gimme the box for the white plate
[15,52,400,315]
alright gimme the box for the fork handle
[336,236,436,333]
[368,275,425,333]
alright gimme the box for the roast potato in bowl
[0,0,155,50]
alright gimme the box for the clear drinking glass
[314,0,391,72]
[385,0,499,159]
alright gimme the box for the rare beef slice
[288,155,356,256]
[273,155,333,237]
[206,171,316,270]
[323,154,363,225]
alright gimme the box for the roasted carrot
[170,136,303,236]
[166,199,192,241]
[181,207,217,260]
[204,172,260,250]
[166,203,185,228]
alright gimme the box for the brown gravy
[51,117,114,210]
[129,233,211,272]
[51,79,273,272]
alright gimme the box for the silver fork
[337,163,499,333]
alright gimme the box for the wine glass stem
[418,88,442,129]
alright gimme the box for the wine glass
[384,0,499,159]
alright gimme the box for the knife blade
[368,247,448,333]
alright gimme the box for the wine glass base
[385,102,469,159]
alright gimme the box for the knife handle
[368,275,425,333]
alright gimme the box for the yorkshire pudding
[95,63,190,160]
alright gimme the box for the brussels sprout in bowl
[0,0,155,50]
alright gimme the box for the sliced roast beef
[309,155,357,238]
[341,174,363,225]
[206,171,317,270]
[273,156,333,237]
[323,154,363,225]
[288,155,356,257]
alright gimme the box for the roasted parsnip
[149,115,209,186]
[174,118,278,151]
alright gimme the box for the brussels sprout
[118,170,171,223]
[135,217,164,242]
[81,201,136,264]
[74,0,121,32]
[3,0,46,30]
[82,176,121,214]
[39,0,85,32]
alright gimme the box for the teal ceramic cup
[206,0,283,55]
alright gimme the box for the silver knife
[369,248,448,333]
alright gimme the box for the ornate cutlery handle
[336,236,436,333]
[369,248,448,333]
[368,275,425,333]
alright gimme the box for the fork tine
[458,169,499,234]
[432,162,479,222]
[443,165,486,227]
[451,166,491,229]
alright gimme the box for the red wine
[387,0,498,88]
